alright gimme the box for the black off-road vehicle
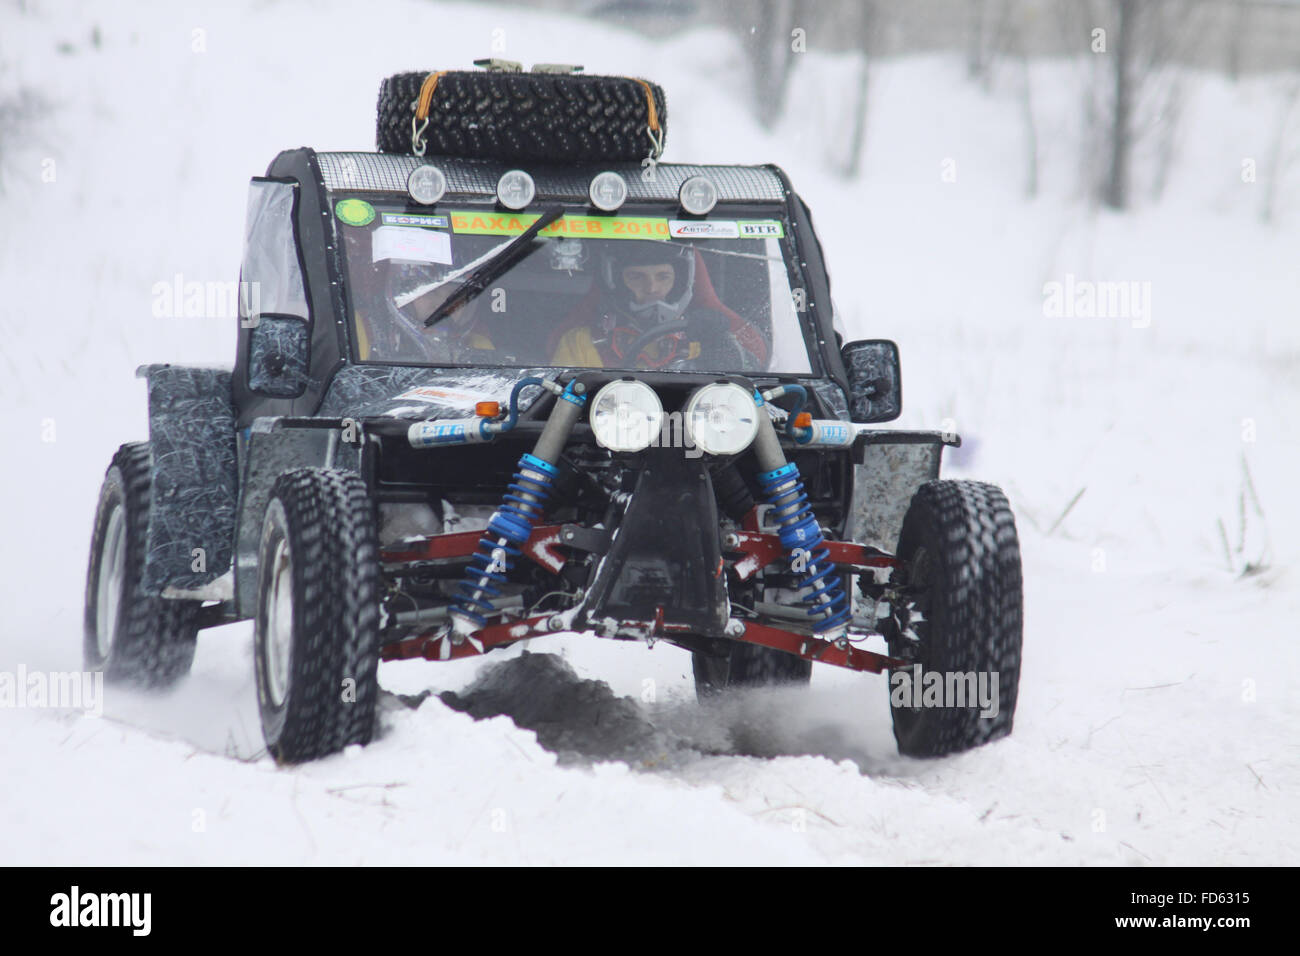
[84,64,1023,763]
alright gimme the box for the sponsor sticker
[371,225,452,264]
[668,220,741,239]
[382,212,449,229]
[817,422,851,444]
[335,198,376,227]
[450,211,670,239]
[738,219,785,238]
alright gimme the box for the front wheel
[882,480,1023,757]
[254,468,381,763]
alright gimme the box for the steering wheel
[390,294,481,364]
[380,264,463,363]
[620,313,748,371]
[620,320,689,368]
[387,310,444,363]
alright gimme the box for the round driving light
[407,164,447,205]
[590,380,663,453]
[678,175,718,216]
[496,169,536,210]
[589,171,628,212]
[684,383,759,456]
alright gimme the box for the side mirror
[247,313,311,398]
[842,339,901,423]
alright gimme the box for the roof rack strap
[411,70,448,156]
[632,78,663,162]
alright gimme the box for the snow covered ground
[1,0,1296,865]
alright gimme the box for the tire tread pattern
[84,442,199,688]
[259,468,380,763]
[376,70,668,163]
[887,479,1023,757]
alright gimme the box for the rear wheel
[692,641,812,699]
[83,443,199,688]
[254,468,381,763]
[883,480,1023,757]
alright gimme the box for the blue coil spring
[451,452,558,627]
[755,462,852,634]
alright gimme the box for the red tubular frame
[725,531,895,583]
[381,614,556,662]
[381,524,567,573]
[734,620,902,673]
[377,524,902,673]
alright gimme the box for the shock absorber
[449,379,589,637]
[754,463,851,637]
[750,387,851,639]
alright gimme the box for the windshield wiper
[422,205,564,328]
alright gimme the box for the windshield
[335,200,816,375]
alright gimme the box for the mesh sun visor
[316,152,786,203]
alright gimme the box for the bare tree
[841,1,874,178]
[742,0,801,130]
[1226,3,1242,78]
[1011,22,1040,198]
[1057,0,1205,210]
[1260,78,1300,223]
[967,0,991,81]
[967,0,1019,91]
[1103,0,1138,209]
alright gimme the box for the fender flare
[137,364,239,594]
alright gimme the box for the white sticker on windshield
[669,220,740,239]
[371,225,453,264]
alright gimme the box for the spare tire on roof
[375,69,667,164]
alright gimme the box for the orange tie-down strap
[415,70,448,122]
[631,78,661,133]
[414,70,661,132]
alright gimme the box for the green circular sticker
[335,198,376,227]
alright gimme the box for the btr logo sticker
[738,220,784,238]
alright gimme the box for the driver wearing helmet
[551,242,739,369]
[351,256,494,361]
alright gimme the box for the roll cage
[231,149,852,429]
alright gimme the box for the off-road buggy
[84,63,1023,763]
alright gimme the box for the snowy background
[0,0,1296,865]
